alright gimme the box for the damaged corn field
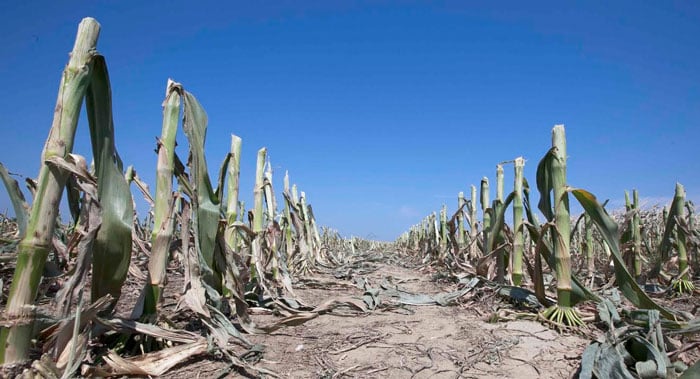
[1,17,699,379]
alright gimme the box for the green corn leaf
[85,56,134,305]
[66,175,82,223]
[571,188,679,320]
[595,343,636,379]
[680,360,700,379]
[523,182,599,304]
[182,90,222,292]
[625,336,667,378]
[224,135,242,251]
[214,152,232,212]
[536,147,556,220]
[578,342,599,379]
[658,189,682,261]
[486,192,515,253]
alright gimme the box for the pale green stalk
[224,135,242,250]
[253,148,267,233]
[469,184,478,258]
[300,191,316,266]
[585,213,594,273]
[307,202,323,260]
[496,164,504,202]
[495,164,506,283]
[512,157,525,286]
[539,125,583,326]
[308,203,322,248]
[440,205,448,253]
[673,183,692,288]
[480,177,490,255]
[457,192,465,246]
[238,200,245,222]
[263,160,276,221]
[0,18,100,364]
[432,212,439,248]
[300,191,313,246]
[251,147,266,280]
[292,184,299,205]
[632,189,642,279]
[624,191,634,272]
[262,160,278,278]
[283,171,294,261]
[551,125,573,308]
[688,202,700,274]
[144,80,181,317]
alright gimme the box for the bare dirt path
[165,256,590,378]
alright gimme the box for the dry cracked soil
[162,261,589,379]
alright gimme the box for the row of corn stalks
[396,125,700,375]
[0,18,354,377]
[397,125,699,322]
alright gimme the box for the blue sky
[1,1,699,241]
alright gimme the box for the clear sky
[1,1,699,241]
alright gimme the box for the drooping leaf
[658,189,683,262]
[215,152,232,210]
[84,56,134,305]
[625,336,667,378]
[96,317,201,344]
[182,90,222,291]
[571,188,679,320]
[595,344,636,379]
[486,192,515,253]
[536,147,556,221]
[578,342,599,379]
[523,184,599,304]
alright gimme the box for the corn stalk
[1,18,103,363]
[457,192,466,247]
[439,204,448,257]
[262,160,279,279]
[584,213,594,274]
[143,80,181,317]
[632,189,642,280]
[495,164,506,283]
[282,171,294,262]
[250,147,267,281]
[480,177,490,257]
[671,183,694,293]
[511,157,525,286]
[224,135,242,252]
[538,125,582,326]
[469,184,479,259]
